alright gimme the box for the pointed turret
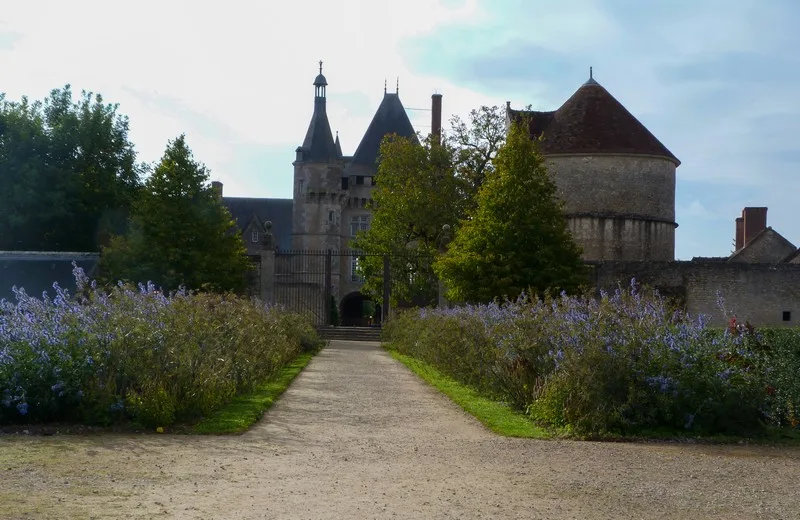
[352,90,417,166]
[334,131,343,158]
[298,61,337,163]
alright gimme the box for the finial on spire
[319,60,323,74]
[384,78,387,94]
[396,77,399,94]
[590,66,593,79]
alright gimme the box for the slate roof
[0,252,99,302]
[301,98,338,162]
[334,132,343,158]
[784,248,800,263]
[222,197,293,250]
[509,80,679,165]
[351,92,417,166]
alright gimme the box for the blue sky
[1,0,798,260]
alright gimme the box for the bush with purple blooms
[385,280,800,436]
[0,264,320,428]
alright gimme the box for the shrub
[0,264,320,428]
[385,281,800,436]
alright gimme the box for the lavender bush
[0,265,320,427]
[385,280,800,436]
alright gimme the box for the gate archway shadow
[340,292,381,327]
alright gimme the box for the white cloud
[0,0,494,195]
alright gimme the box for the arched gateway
[340,291,382,327]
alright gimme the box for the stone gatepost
[260,221,276,304]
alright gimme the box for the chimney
[431,93,442,143]
[211,180,223,199]
[735,217,744,250]
[742,207,767,246]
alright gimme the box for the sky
[1,0,799,260]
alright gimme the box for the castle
[214,64,800,327]
[6,65,796,326]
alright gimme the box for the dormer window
[251,231,259,243]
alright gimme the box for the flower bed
[385,281,800,436]
[0,265,319,428]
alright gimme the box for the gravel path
[1,340,799,519]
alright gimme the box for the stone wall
[590,260,800,327]
[568,216,675,261]
[545,154,677,261]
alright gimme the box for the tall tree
[0,86,142,251]
[449,105,506,206]
[99,135,250,293]
[351,106,507,306]
[434,120,587,303]
[351,134,465,307]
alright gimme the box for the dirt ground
[1,340,799,519]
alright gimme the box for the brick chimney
[211,180,223,199]
[735,217,744,250]
[431,93,442,143]
[742,207,767,246]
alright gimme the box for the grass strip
[387,349,552,439]
[192,351,316,434]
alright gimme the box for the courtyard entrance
[340,292,382,327]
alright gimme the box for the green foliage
[0,272,321,428]
[448,105,507,208]
[0,86,142,251]
[329,295,340,327]
[352,135,463,307]
[352,106,507,308]
[99,135,251,293]
[384,284,800,437]
[435,120,586,303]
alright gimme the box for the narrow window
[251,231,259,243]
[783,311,791,322]
[328,211,334,222]
[341,177,349,190]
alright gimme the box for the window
[341,177,349,190]
[783,311,791,322]
[356,176,364,185]
[350,215,370,237]
[351,255,364,282]
[299,180,305,192]
[251,231,259,243]
[370,176,377,186]
[328,211,334,222]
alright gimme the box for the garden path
[2,340,800,519]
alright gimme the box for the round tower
[508,71,680,262]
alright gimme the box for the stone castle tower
[291,63,418,298]
[508,71,681,262]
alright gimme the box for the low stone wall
[590,260,800,327]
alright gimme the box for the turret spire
[300,61,337,162]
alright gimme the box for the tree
[434,120,587,303]
[99,135,250,293]
[449,105,506,207]
[0,86,142,251]
[351,134,465,307]
[351,106,507,307]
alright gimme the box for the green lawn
[387,349,553,439]
[192,351,317,434]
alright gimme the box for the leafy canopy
[351,106,506,307]
[434,120,587,303]
[0,86,142,251]
[99,135,250,293]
